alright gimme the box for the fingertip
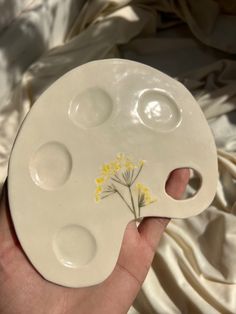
[138,217,170,252]
[165,168,190,199]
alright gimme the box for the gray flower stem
[115,189,136,218]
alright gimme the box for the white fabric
[0,0,33,32]
[0,1,236,313]
[0,0,86,104]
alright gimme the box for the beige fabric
[0,0,236,313]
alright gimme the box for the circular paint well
[137,90,182,132]
[29,142,72,190]
[69,87,114,128]
[53,225,97,268]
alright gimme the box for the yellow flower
[116,153,129,167]
[101,159,121,178]
[95,154,156,212]
[116,153,125,162]
[135,182,157,205]
[95,177,105,185]
[95,185,103,202]
[136,183,140,189]
[109,161,120,174]
[101,163,111,177]
[102,164,110,173]
[114,153,145,171]
[95,194,101,202]
[135,183,145,191]
[144,194,151,204]
[96,185,102,193]
[125,160,135,170]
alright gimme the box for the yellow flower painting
[95,153,157,219]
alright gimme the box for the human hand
[0,169,189,314]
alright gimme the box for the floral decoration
[95,153,157,219]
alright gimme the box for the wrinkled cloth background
[0,0,236,313]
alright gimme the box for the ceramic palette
[8,59,218,287]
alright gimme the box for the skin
[0,169,189,314]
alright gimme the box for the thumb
[138,168,190,252]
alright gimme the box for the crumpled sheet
[0,0,33,32]
[0,0,236,313]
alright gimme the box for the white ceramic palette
[8,59,218,287]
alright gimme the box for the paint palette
[8,59,218,287]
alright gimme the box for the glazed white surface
[8,59,218,287]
